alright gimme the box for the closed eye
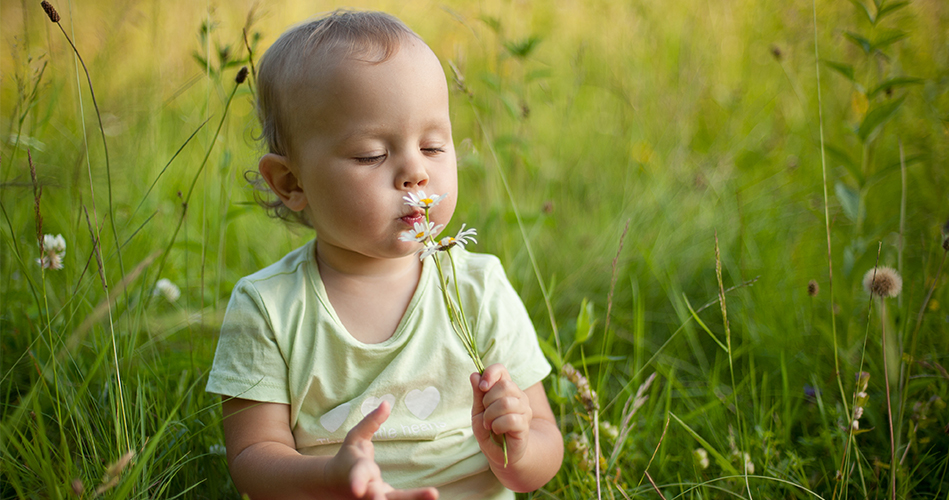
[422,147,446,155]
[354,154,386,164]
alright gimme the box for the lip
[399,210,425,226]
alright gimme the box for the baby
[206,10,562,499]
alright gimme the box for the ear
[258,153,307,212]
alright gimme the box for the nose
[397,152,429,190]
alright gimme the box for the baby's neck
[314,242,422,344]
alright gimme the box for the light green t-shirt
[206,240,551,498]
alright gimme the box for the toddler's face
[285,39,458,263]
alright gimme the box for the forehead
[285,40,450,139]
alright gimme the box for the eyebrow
[338,119,452,143]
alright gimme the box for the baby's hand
[470,364,533,467]
[324,401,439,500]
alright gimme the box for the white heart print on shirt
[360,394,396,417]
[319,403,351,433]
[405,386,440,420]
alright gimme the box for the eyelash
[354,148,445,164]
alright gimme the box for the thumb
[346,400,391,445]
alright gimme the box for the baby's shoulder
[233,240,315,303]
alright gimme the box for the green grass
[2,0,947,498]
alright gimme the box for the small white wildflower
[416,224,478,261]
[208,444,227,456]
[403,191,447,210]
[36,233,66,270]
[154,278,181,302]
[44,234,66,253]
[853,406,864,420]
[600,421,619,442]
[693,448,710,470]
[419,243,440,261]
[399,220,443,243]
[742,452,754,474]
[851,419,860,430]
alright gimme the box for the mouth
[399,210,425,226]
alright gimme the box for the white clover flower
[208,444,227,456]
[44,234,66,253]
[399,221,443,243]
[37,233,66,270]
[742,452,754,474]
[693,448,710,470]
[154,278,181,303]
[403,191,447,210]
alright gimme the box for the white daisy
[418,243,441,261]
[416,224,478,260]
[399,221,443,243]
[403,191,447,210]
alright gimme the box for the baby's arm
[469,364,564,492]
[222,398,439,500]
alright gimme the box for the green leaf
[869,77,923,98]
[847,0,875,24]
[575,298,597,344]
[683,294,727,352]
[844,32,873,54]
[670,412,739,475]
[479,15,502,34]
[824,60,855,83]
[504,36,542,59]
[835,181,860,222]
[857,95,905,142]
[871,31,908,52]
[875,1,909,24]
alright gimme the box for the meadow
[1,0,947,498]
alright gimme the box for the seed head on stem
[862,267,902,298]
[41,1,60,23]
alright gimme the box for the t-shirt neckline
[304,239,432,349]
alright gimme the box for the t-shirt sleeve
[476,258,552,390]
[205,279,291,404]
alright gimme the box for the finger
[478,364,511,392]
[347,400,391,445]
[470,373,486,416]
[349,459,383,498]
[481,378,524,410]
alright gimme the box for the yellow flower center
[421,198,433,205]
[415,232,425,239]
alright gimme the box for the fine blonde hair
[248,10,421,227]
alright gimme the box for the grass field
[2,0,948,498]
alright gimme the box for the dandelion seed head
[154,278,181,303]
[862,266,902,298]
